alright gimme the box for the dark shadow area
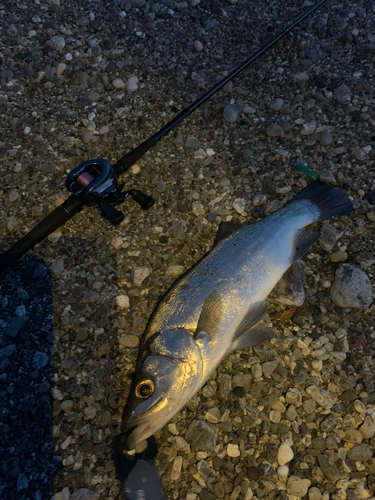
[0,252,59,499]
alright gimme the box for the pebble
[287,475,308,497]
[319,169,336,185]
[9,190,19,202]
[330,250,348,262]
[320,413,337,432]
[49,36,65,50]
[185,420,218,451]
[119,335,140,348]
[330,264,373,309]
[127,75,139,91]
[334,84,351,103]
[308,487,322,500]
[318,129,333,145]
[319,224,336,251]
[294,72,309,82]
[171,456,183,481]
[51,258,64,275]
[166,265,184,276]
[329,351,346,363]
[359,416,375,438]
[32,352,49,369]
[300,122,316,135]
[223,104,242,123]
[194,40,203,52]
[131,266,151,285]
[278,442,294,465]
[186,136,201,149]
[347,444,373,461]
[227,443,240,457]
[115,295,130,308]
[277,465,289,478]
[113,78,125,89]
[305,385,333,409]
[270,98,283,111]
[56,63,66,75]
[84,406,96,419]
[233,198,246,214]
[343,427,363,444]
[266,124,284,137]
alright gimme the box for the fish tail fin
[291,180,353,222]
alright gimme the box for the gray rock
[330,264,373,309]
[91,379,105,400]
[16,473,28,492]
[0,344,16,361]
[197,460,216,482]
[317,454,342,482]
[287,476,308,496]
[185,420,219,451]
[252,344,275,362]
[266,124,284,137]
[305,385,333,409]
[347,444,373,461]
[294,72,309,82]
[218,373,231,398]
[49,36,66,50]
[319,224,336,251]
[269,260,305,306]
[308,486,322,500]
[223,104,242,123]
[318,130,333,145]
[4,316,29,338]
[308,48,323,61]
[51,258,64,275]
[70,489,100,500]
[270,98,284,111]
[300,122,316,135]
[319,169,337,185]
[320,413,337,432]
[32,352,49,370]
[130,0,145,6]
[334,84,351,103]
[185,136,201,150]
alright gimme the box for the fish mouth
[121,396,169,451]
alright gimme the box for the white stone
[278,442,294,465]
[277,465,289,478]
[127,75,139,91]
[194,40,203,52]
[233,198,246,214]
[131,164,141,174]
[227,443,240,457]
[115,295,130,308]
[111,237,123,249]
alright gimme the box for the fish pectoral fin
[293,229,320,262]
[212,221,248,248]
[232,300,269,341]
[231,324,275,351]
[195,290,222,340]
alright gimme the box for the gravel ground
[1,0,375,499]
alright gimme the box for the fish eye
[135,379,155,399]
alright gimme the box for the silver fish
[121,181,352,450]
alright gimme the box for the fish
[120,181,353,450]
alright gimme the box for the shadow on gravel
[0,252,59,500]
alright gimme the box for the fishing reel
[65,159,154,225]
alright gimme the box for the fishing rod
[0,0,327,275]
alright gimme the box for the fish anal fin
[212,221,247,248]
[195,290,222,340]
[232,301,269,341]
[231,324,275,351]
[293,230,320,262]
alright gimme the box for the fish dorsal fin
[195,290,222,339]
[212,221,246,248]
[293,230,320,262]
[232,300,269,341]
[231,324,275,351]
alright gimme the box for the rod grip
[0,195,84,274]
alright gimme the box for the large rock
[330,264,373,309]
[185,420,219,451]
[269,260,305,306]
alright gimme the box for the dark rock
[320,414,337,433]
[313,75,327,88]
[185,420,219,451]
[4,316,29,338]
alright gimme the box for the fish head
[121,328,203,451]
